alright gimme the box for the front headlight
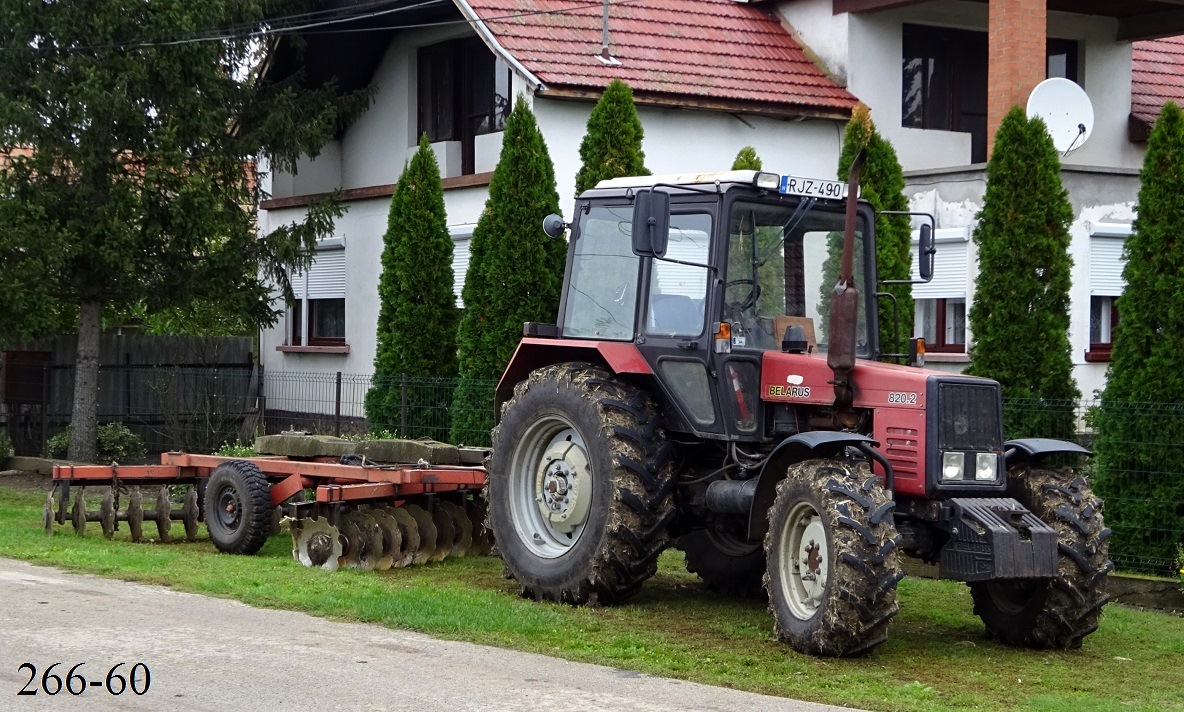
[942,452,964,480]
[975,452,998,481]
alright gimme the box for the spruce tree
[1094,101,1184,571]
[836,105,913,357]
[966,106,1079,438]
[451,96,565,444]
[574,79,649,194]
[731,146,762,171]
[364,135,458,439]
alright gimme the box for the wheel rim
[507,415,592,558]
[215,485,242,531]
[777,500,829,620]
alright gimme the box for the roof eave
[537,86,855,122]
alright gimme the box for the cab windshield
[724,199,869,354]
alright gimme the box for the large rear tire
[764,458,902,656]
[970,466,1112,649]
[204,460,272,555]
[490,363,675,604]
[676,528,765,598]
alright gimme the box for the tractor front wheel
[970,465,1112,649]
[489,363,675,604]
[764,458,902,656]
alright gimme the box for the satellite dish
[1026,77,1094,154]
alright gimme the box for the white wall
[532,96,844,222]
[778,0,1144,172]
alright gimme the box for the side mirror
[542,213,567,239]
[918,224,936,282]
[631,189,670,258]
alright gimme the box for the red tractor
[487,157,1111,656]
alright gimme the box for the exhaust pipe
[828,149,866,421]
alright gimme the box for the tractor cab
[540,170,919,442]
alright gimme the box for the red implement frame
[52,452,487,507]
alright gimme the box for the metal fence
[3,366,1181,576]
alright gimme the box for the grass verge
[1,483,1181,711]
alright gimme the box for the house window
[903,25,1081,163]
[289,245,347,348]
[418,37,511,175]
[1086,296,1118,362]
[918,298,966,353]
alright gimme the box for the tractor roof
[594,170,759,191]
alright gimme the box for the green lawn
[1,483,1181,711]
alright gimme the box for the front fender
[1003,438,1092,468]
[746,432,879,540]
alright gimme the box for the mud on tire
[489,362,676,604]
[764,458,902,656]
[970,466,1112,649]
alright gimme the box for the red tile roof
[1131,36,1184,128]
[464,0,857,118]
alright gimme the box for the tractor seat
[649,295,704,336]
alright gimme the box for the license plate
[779,175,850,200]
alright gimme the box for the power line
[0,0,641,55]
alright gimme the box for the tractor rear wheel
[676,528,765,598]
[764,458,902,656]
[204,460,272,555]
[490,363,675,605]
[970,466,1111,649]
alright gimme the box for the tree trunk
[68,301,102,462]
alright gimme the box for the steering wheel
[724,279,761,313]
[611,282,629,305]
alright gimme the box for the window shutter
[306,250,346,299]
[1089,226,1129,297]
[911,227,969,299]
[452,235,471,306]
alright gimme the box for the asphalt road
[0,558,859,712]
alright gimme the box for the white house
[257,0,860,394]
[259,0,1184,413]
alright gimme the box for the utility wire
[0,0,641,55]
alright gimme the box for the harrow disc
[346,510,385,570]
[400,504,437,566]
[439,501,472,557]
[155,487,172,543]
[71,489,86,536]
[385,506,420,568]
[291,516,342,570]
[100,489,116,539]
[366,508,403,571]
[43,489,56,536]
[337,518,366,569]
[182,487,200,542]
[429,505,455,562]
[127,487,144,543]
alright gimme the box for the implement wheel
[764,458,903,656]
[970,466,1112,649]
[204,460,271,555]
[490,363,675,605]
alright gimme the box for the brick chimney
[987,0,1046,157]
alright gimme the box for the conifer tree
[574,79,649,193]
[731,146,762,171]
[1094,101,1184,570]
[966,106,1078,437]
[836,105,913,357]
[451,96,565,444]
[365,135,458,439]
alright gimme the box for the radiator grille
[885,427,920,478]
[938,382,1003,451]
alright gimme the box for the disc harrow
[43,450,493,571]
